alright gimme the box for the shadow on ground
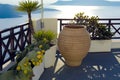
[39,49,120,80]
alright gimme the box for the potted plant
[0,43,45,80]
[0,29,57,80]
[33,30,57,68]
[73,12,112,52]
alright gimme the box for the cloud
[0,0,58,5]
[106,0,120,1]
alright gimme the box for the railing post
[0,32,3,70]
[108,19,111,32]
[20,26,24,51]
[59,19,62,32]
[10,28,15,61]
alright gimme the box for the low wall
[33,18,58,35]
[111,39,120,48]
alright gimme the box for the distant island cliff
[0,4,59,18]
[0,4,21,18]
[53,0,120,6]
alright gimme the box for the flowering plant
[0,30,56,80]
[15,44,45,80]
[0,43,46,80]
[33,30,56,47]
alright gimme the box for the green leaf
[0,70,16,80]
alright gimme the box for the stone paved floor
[39,49,120,80]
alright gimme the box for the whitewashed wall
[33,18,58,35]
[32,19,42,32]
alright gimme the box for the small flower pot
[43,45,56,68]
[32,62,44,80]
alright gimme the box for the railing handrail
[58,18,120,20]
[0,23,31,70]
[0,23,29,33]
[58,18,120,39]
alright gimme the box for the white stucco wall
[33,18,58,35]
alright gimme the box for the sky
[0,0,120,5]
[0,0,58,5]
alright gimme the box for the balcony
[0,18,120,80]
[36,18,120,80]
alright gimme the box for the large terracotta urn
[58,25,91,66]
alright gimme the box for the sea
[0,5,120,30]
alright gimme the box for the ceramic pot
[58,25,91,66]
